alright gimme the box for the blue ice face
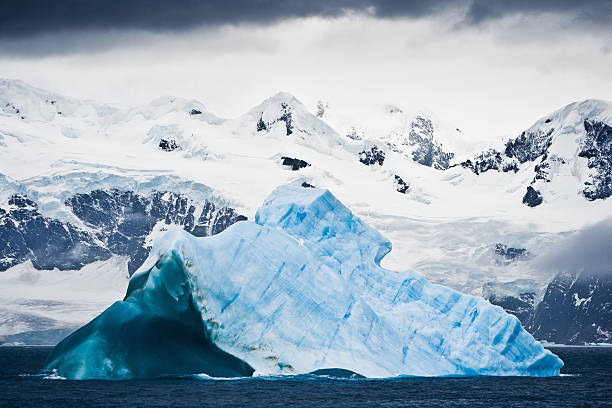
[43,185,563,379]
[42,252,254,380]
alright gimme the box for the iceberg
[43,185,563,379]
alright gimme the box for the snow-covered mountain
[458,99,612,205]
[316,100,471,170]
[1,78,611,345]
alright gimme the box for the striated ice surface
[43,185,563,379]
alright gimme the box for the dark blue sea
[0,346,610,407]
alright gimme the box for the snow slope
[43,186,562,379]
[0,256,129,338]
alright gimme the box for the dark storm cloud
[1,0,610,56]
[0,0,438,38]
[2,0,611,39]
[534,218,612,277]
[465,0,612,26]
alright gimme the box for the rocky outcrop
[529,271,612,344]
[460,128,554,177]
[523,186,543,207]
[278,103,293,135]
[0,188,251,275]
[159,139,178,152]
[407,117,454,170]
[458,128,558,206]
[368,115,454,170]
[65,189,247,274]
[485,246,612,345]
[394,175,409,194]
[359,146,385,166]
[257,102,293,136]
[494,244,530,266]
[257,116,267,131]
[281,157,310,170]
[504,129,554,164]
[0,194,110,271]
[458,149,519,175]
[579,120,612,201]
[533,156,552,183]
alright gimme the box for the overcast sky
[1,0,611,142]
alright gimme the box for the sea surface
[0,346,610,407]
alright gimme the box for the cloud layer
[535,218,612,277]
[2,0,611,40]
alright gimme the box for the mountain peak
[0,77,79,121]
[240,91,344,153]
[529,98,612,131]
[144,94,223,124]
[270,91,300,103]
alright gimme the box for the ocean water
[0,346,610,407]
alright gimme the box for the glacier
[42,185,563,379]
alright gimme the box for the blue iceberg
[43,185,563,379]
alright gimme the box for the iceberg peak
[255,185,392,266]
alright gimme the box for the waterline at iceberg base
[42,185,563,379]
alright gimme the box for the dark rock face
[0,189,249,275]
[533,157,552,183]
[193,201,247,236]
[257,116,267,131]
[301,182,315,188]
[66,190,247,274]
[407,117,454,170]
[579,120,612,201]
[494,244,530,266]
[529,271,612,344]
[487,292,535,328]
[459,150,503,174]
[359,146,385,166]
[281,157,310,171]
[8,194,37,208]
[159,139,178,152]
[485,261,612,344]
[461,129,555,177]
[0,194,111,271]
[394,175,409,194]
[257,103,293,136]
[279,103,293,136]
[504,129,554,164]
[523,186,543,207]
[458,149,519,175]
[189,109,202,115]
